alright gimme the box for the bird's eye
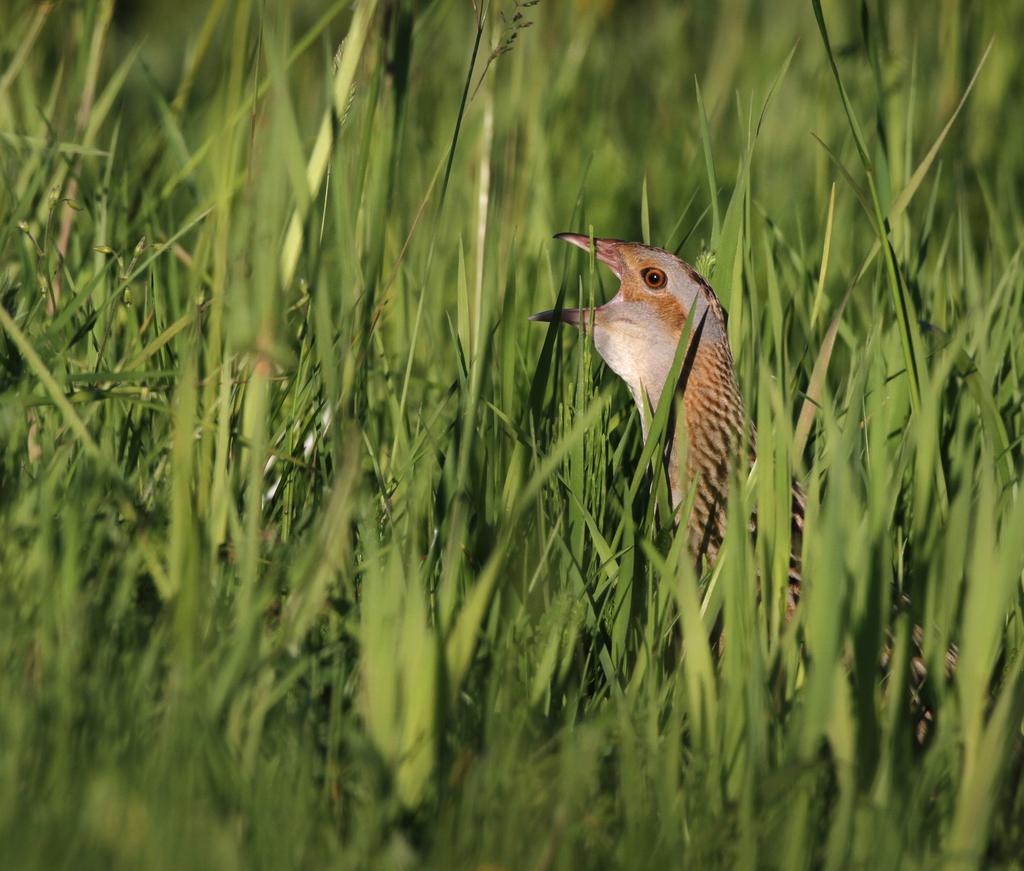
[641,267,667,290]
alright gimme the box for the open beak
[552,232,624,279]
[528,233,623,328]
[528,307,584,326]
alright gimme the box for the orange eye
[641,267,667,290]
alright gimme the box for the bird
[530,233,956,740]
[530,233,804,616]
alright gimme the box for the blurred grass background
[1,0,1023,867]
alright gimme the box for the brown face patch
[613,246,725,337]
[615,257,688,331]
[646,291,688,333]
[615,248,652,302]
[618,272,646,303]
[620,257,674,301]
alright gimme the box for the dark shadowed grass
[1,0,1023,867]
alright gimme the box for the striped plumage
[669,295,806,616]
[532,234,804,613]
[531,233,953,741]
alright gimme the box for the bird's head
[530,233,728,402]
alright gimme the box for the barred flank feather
[669,319,953,742]
[669,325,805,620]
[534,236,954,742]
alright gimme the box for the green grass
[2,0,1023,867]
